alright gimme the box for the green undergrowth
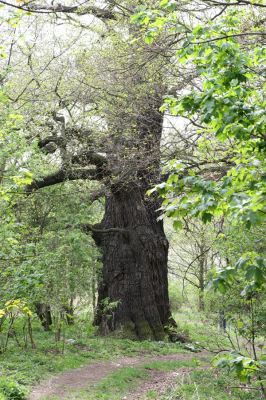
[174,308,231,351]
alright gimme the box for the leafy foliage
[144,9,266,294]
[0,376,26,400]
[214,352,261,383]
[134,3,266,391]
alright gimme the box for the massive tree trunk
[93,90,173,340]
[94,188,171,340]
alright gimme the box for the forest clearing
[0,0,265,399]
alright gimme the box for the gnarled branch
[26,168,102,191]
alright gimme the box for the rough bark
[94,187,172,340]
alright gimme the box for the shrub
[0,377,27,400]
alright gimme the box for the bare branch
[204,0,266,8]
[192,32,266,45]
[0,1,116,18]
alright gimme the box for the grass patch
[146,390,158,399]
[143,358,200,371]
[94,366,148,399]
[162,368,262,400]
[64,366,148,400]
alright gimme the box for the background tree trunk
[35,303,52,331]
[198,257,205,311]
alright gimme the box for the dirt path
[29,352,209,400]
[125,367,192,400]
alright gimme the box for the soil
[29,352,209,400]
[125,368,192,400]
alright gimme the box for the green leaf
[173,220,183,230]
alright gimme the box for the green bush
[0,377,26,400]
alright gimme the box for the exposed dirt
[29,352,209,400]
[125,367,192,400]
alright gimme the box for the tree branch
[193,32,266,45]
[38,135,64,153]
[204,0,266,8]
[79,223,128,234]
[0,1,116,18]
[26,168,102,191]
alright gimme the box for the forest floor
[29,352,209,400]
[0,310,262,399]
